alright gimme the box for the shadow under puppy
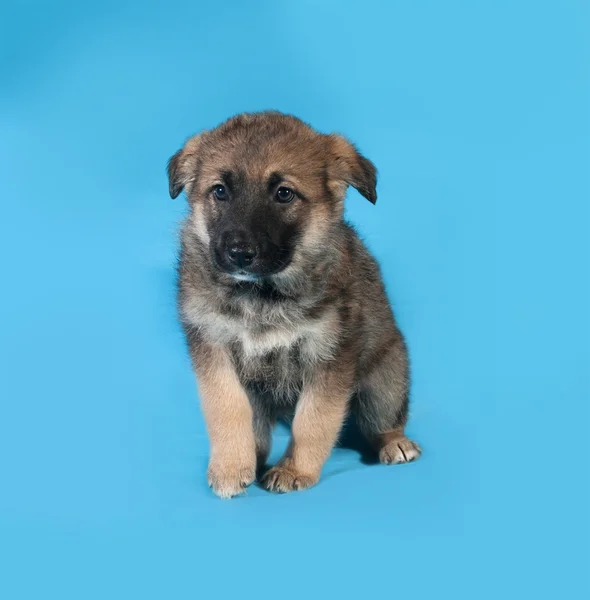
[169,111,421,498]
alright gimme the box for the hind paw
[379,437,422,465]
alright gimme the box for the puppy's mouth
[230,271,262,282]
[213,252,293,281]
[226,260,291,282]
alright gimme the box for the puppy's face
[168,112,377,282]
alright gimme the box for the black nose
[227,242,257,268]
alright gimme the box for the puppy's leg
[356,334,422,464]
[262,365,353,493]
[192,341,256,498]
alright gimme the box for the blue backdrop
[1,1,588,598]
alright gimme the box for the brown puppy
[168,111,421,498]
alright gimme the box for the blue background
[1,1,588,598]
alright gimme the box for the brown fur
[169,111,421,497]
[194,343,256,499]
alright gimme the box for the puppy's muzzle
[214,229,292,278]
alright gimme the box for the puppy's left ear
[327,134,377,204]
[167,135,201,199]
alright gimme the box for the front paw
[261,461,318,493]
[207,461,255,499]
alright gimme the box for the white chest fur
[182,292,340,364]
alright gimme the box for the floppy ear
[327,134,377,204]
[167,149,185,199]
[167,135,201,199]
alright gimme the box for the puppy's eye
[213,185,228,200]
[275,187,294,204]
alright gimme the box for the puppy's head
[168,112,376,282]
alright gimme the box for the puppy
[168,111,421,498]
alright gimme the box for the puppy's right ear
[167,149,185,199]
[167,135,201,199]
